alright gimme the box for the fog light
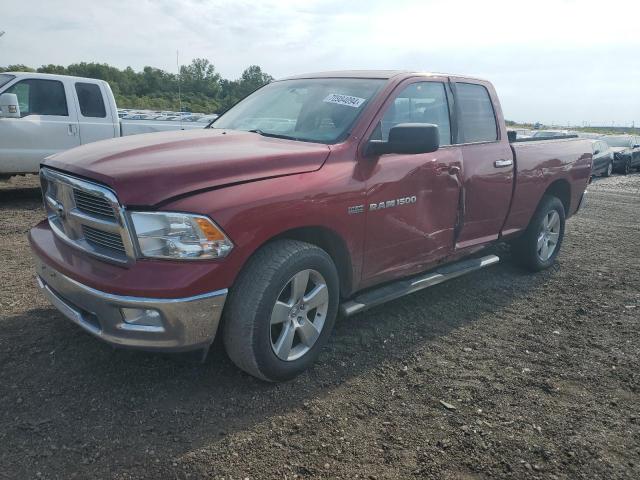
[121,308,164,328]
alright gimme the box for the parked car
[197,114,219,124]
[600,135,640,174]
[590,139,614,177]
[0,72,204,177]
[30,70,591,381]
[531,130,570,138]
[122,113,155,120]
[513,128,532,139]
[183,114,205,122]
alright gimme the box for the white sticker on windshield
[323,93,366,108]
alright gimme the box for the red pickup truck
[30,71,592,381]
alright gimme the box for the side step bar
[340,254,500,317]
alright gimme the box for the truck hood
[610,147,629,153]
[44,129,331,206]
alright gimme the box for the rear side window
[5,79,68,116]
[75,82,106,118]
[377,81,452,145]
[456,83,498,143]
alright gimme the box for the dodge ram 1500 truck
[29,71,592,381]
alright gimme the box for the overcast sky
[2,0,639,125]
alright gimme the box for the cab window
[456,83,498,143]
[375,81,452,146]
[75,82,106,118]
[4,79,68,117]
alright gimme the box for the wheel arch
[266,226,354,298]
[543,179,571,215]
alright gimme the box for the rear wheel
[222,240,339,382]
[512,195,566,272]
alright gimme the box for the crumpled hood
[44,129,331,206]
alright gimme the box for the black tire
[512,195,566,272]
[623,159,631,175]
[222,239,339,382]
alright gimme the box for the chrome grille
[82,225,126,254]
[40,168,135,265]
[73,189,116,219]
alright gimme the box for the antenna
[177,50,183,130]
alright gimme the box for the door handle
[68,124,77,136]
[494,159,513,168]
[438,165,460,175]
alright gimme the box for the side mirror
[593,149,600,155]
[0,93,20,118]
[366,123,440,156]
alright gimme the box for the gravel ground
[0,173,638,479]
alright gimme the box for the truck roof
[281,70,487,82]
[4,71,108,84]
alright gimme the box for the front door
[0,78,80,174]
[360,79,463,287]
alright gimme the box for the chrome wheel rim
[537,210,560,262]
[270,269,329,361]
[607,163,613,176]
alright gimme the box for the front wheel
[222,240,339,382]
[512,195,566,272]
[604,161,613,177]
[623,159,631,175]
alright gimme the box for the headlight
[130,212,233,260]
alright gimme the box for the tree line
[0,59,273,113]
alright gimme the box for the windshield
[603,136,631,148]
[0,74,15,89]
[212,78,385,143]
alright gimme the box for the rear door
[73,81,118,144]
[360,78,463,286]
[0,77,80,174]
[453,81,514,249]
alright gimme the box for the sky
[2,0,639,125]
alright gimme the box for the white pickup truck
[0,72,204,178]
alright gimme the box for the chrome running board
[340,254,499,317]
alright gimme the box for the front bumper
[34,256,227,351]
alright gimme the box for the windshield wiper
[248,129,299,141]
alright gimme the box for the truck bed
[119,119,204,136]
[502,137,592,236]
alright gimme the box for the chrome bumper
[34,257,227,351]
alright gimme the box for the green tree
[0,59,273,114]
[0,64,35,72]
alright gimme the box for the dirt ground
[0,173,638,480]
